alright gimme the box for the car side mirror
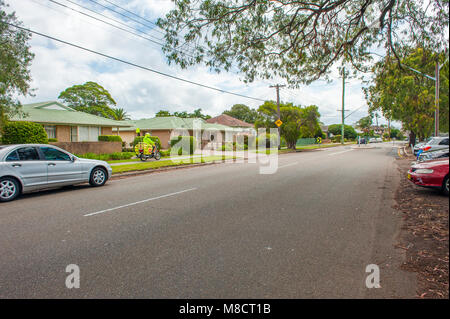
[70,156,76,162]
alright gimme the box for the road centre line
[328,149,354,156]
[84,188,198,217]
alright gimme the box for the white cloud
[8,0,391,126]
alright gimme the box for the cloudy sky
[8,0,395,126]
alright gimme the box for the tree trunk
[409,131,416,147]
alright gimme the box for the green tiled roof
[12,101,131,127]
[117,117,233,131]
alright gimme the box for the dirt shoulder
[394,157,449,298]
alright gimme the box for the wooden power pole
[270,84,285,149]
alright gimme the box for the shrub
[75,152,134,161]
[170,136,197,154]
[132,135,162,149]
[256,133,278,148]
[2,121,48,144]
[331,135,342,143]
[98,135,122,142]
[160,150,171,157]
[48,138,58,142]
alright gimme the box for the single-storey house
[114,117,238,149]
[10,101,130,142]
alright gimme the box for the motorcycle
[135,142,161,161]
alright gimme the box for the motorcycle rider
[143,133,156,154]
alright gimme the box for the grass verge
[112,155,234,174]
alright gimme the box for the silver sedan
[0,144,112,202]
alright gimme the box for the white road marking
[84,188,197,217]
[278,162,299,169]
[328,149,354,156]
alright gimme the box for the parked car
[417,136,449,155]
[417,148,449,163]
[407,158,449,195]
[413,137,433,155]
[0,144,112,202]
[368,138,377,143]
[376,137,383,143]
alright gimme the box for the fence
[296,138,317,146]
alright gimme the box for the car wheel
[0,177,20,202]
[89,167,107,187]
[443,176,449,196]
[155,152,161,160]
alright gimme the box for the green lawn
[112,155,234,174]
[296,142,356,150]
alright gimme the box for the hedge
[132,136,162,150]
[1,122,48,144]
[48,138,58,142]
[170,136,197,155]
[74,152,134,161]
[98,135,122,142]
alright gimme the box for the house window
[78,126,100,142]
[44,125,56,139]
[71,126,78,142]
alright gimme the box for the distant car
[417,148,449,163]
[368,138,377,143]
[0,144,112,202]
[376,137,383,143]
[417,137,449,155]
[408,158,449,195]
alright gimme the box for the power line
[86,0,165,36]
[47,0,196,58]
[5,22,266,102]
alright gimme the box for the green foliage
[170,136,197,154]
[75,152,134,161]
[331,135,342,143]
[98,135,122,142]
[2,121,48,144]
[255,101,321,149]
[156,1,448,86]
[255,133,278,148]
[0,1,35,132]
[356,116,373,134]
[155,108,211,120]
[221,142,247,151]
[58,81,117,119]
[111,108,130,120]
[223,104,258,123]
[48,138,58,142]
[328,124,357,140]
[366,48,449,139]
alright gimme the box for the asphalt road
[0,143,417,298]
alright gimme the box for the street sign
[275,119,283,127]
[316,137,322,144]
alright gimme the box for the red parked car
[408,158,449,195]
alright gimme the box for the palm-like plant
[112,108,131,121]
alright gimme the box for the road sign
[275,119,283,127]
[316,137,322,144]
